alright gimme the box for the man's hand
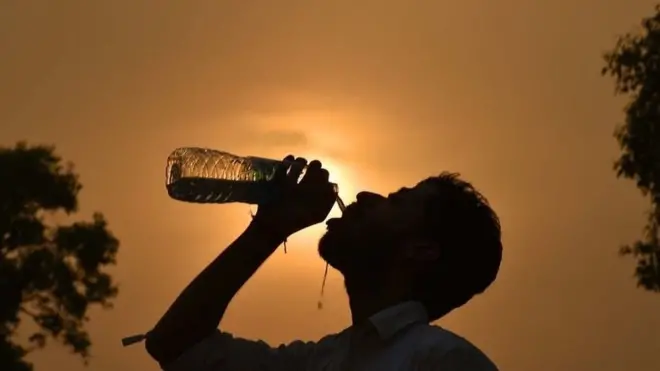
[253,156,337,239]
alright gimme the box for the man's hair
[412,172,502,321]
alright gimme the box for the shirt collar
[367,301,429,341]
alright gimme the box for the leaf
[28,333,46,348]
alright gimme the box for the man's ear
[404,241,440,262]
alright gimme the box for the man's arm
[145,220,286,365]
[145,156,337,368]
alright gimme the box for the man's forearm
[145,221,286,364]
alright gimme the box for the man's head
[318,173,502,320]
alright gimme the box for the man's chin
[318,231,349,271]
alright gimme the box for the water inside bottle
[167,178,274,204]
[166,149,283,204]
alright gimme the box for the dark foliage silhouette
[602,5,660,291]
[0,142,119,370]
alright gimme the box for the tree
[602,5,660,292]
[0,142,119,370]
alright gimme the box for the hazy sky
[2,1,660,370]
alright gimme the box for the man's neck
[345,279,408,325]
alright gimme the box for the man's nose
[356,191,385,205]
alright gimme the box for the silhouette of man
[145,156,502,370]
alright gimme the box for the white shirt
[162,301,498,371]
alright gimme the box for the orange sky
[2,1,660,370]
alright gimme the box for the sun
[306,154,356,218]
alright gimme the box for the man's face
[318,180,439,274]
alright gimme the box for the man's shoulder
[301,328,350,349]
[408,322,471,347]
[412,323,497,368]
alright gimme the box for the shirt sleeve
[414,344,499,371]
[162,330,317,371]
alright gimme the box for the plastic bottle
[165,147,343,207]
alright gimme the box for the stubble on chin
[318,231,351,269]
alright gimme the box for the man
[144,156,502,370]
